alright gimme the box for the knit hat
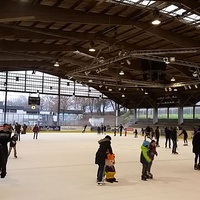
[105,135,111,140]
[143,141,150,147]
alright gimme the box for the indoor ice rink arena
[0,132,199,200]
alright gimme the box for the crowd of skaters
[0,122,40,178]
[95,125,200,184]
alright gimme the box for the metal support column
[153,107,158,124]
[57,77,61,126]
[178,107,184,125]
[4,71,8,123]
[115,103,119,127]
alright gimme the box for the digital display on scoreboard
[28,97,40,105]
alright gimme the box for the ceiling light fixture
[126,59,131,65]
[122,94,125,97]
[89,47,96,52]
[145,91,148,95]
[171,76,175,82]
[193,71,198,77]
[152,19,161,25]
[184,85,187,90]
[89,42,96,52]
[54,61,59,67]
[195,84,198,88]
[151,8,161,25]
[163,57,170,64]
[119,70,124,75]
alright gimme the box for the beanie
[143,141,150,147]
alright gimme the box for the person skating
[140,140,151,181]
[33,124,40,139]
[179,129,188,146]
[134,129,138,138]
[105,153,118,183]
[119,124,124,136]
[95,135,113,185]
[0,123,11,178]
[8,134,18,158]
[192,128,200,170]
[171,127,178,154]
[147,140,158,179]
[155,126,160,147]
[165,127,171,148]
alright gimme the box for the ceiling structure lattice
[0,0,200,108]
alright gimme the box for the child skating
[140,140,151,181]
[8,134,18,158]
[147,140,158,179]
[105,153,118,183]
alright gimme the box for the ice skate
[141,175,147,181]
[147,172,153,179]
[194,164,198,170]
[97,181,105,186]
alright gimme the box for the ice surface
[0,133,198,200]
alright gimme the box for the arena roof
[0,0,200,108]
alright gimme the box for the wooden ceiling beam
[1,23,199,53]
[0,26,63,40]
[0,60,49,67]
[131,22,200,47]
[0,0,132,25]
[0,40,76,52]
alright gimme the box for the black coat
[95,138,113,165]
[171,129,177,140]
[192,132,200,154]
[0,130,11,156]
[0,144,5,168]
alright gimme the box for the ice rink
[0,132,199,200]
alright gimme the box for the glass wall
[158,108,167,119]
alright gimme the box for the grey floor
[0,133,198,200]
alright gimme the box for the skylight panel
[173,8,186,16]
[162,5,178,13]
[139,1,155,6]
[183,17,196,22]
[123,0,140,3]
[188,14,200,20]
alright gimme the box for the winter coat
[192,131,200,154]
[179,130,188,140]
[33,125,39,133]
[95,138,113,165]
[149,145,157,160]
[140,145,151,165]
[0,130,11,156]
[0,144,5,168]
[171,128,177,140]
[155,128,160,138]
[165,128,171,139]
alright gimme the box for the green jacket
[140,145,151,164]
